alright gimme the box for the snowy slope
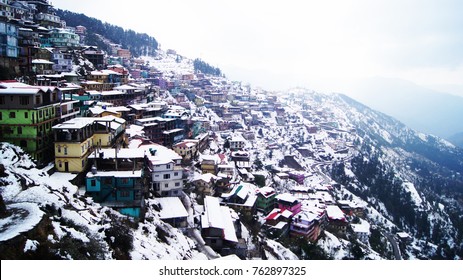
[0,143,198,259]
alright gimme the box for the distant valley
[341,77,463,147]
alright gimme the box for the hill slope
[55,9,159,57]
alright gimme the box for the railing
[61,107,80,117]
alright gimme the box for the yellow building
[93,116,127,148]
[53,118,95,173]
[53,116,127,173]
[173,140,199,161]
[200,154,219,175]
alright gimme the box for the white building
[351,219,371,244]
[229,135,246,151]
[143,144,184,197]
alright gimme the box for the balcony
[60,107,80,119]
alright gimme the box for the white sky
[51,0,463,93]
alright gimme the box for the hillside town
[1,1,422,260]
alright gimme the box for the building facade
[0,83,61,166]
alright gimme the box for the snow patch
[0,203,44,242]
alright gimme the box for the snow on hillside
[142,51,194,76]
[402,182,423,206]
[0,203,44,242]
[0,143,198,259]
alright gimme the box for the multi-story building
[41,28,79,48]
[107,65,129,84]
[82,46,105,69]
[134,117,177,145]
[255,186,277,214]
[32,47,53,75]
[23,0,50,13]
[74,25,86,44]
[229,135,246,151]
[35,12,62,30]
[53,116,127,173]
[87,70,122,86]
[144,144,183,197]
[290,210,326,242]
[18,25,40,76]
[172,139,199,162]
[0,82,61,166]
[86,168,145,218]
[275,193,302,216]
[0,0,14,20]
[200,154,219,175]
[0,16,20,74]
[10,1,35,22]
[116,48,131,59]
[52,48,73,73]
[93,116,127,148]
[325,205,348,236]
[53,117,95,173]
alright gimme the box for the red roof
[265,212,280,221]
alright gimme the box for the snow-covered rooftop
[326,205,346,221]
[155,197,188,220]
[276,193,298,203]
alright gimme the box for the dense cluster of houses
[0,0,372,258]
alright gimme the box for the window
[9,112,15,118]
[174,172,179,176]
[166,164,171,169]
[82,160,85,168]
[121,178,129,184]
[104,178,112,184]
[24,112,28,119]
[163,174,170,180]
[58,161,62,168]
[64,147,68,155]
[0,96,4,105]
[153,182,160,191]
[164,183,169,189]
[175,182,180,187]
[35,95,41,105]
[0,112,2,120]
[19,96,30,105]
[90,180,96,187]
[57,145,61,153]
[17,127,22,134]
[120,191,130,198]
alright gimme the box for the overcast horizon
[52,0,463,96]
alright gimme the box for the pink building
[275,193,301,215]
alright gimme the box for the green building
[0,82,61,167]
[256,186,277,214]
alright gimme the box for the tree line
[55,9,159,57]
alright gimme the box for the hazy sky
[51,0,463,93]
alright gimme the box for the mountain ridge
[342,77,463,141]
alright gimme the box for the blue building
[86,168,145,218]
